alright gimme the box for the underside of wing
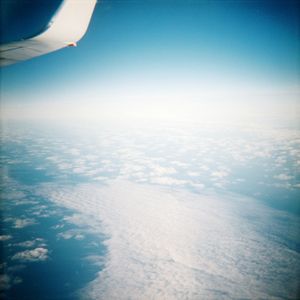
[0,0,97,67]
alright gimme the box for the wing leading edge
[0,0,97,67]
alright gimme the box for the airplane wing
[0,0,97,67]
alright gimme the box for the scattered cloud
[12,247,48,262]
[12,277,22,285]
[13,218,36,229]
[16,241,35,248]
[52,224,65,230]
[0,274,11,291]
[150,177,187,186]
[68,148,80,156]
[16,238,45,248]
[189,182,205,190]
[170,161,188,168]
[57,230,85,241]
[4,191,25,200]
[93,176,109,181]
[0,263,6,271]
[150,165,177,176]
[187,171,200,177]
[0,274,22,291]
[274,173,293,181]
[14,200,39,206]
[63,214,91,228]
[211,170,229,178]
[84,255,105,268]
[0,235,12,241]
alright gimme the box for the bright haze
[1,0,300,126]
[1,1,300,299]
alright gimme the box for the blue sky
[1,0,299,124]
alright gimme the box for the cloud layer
[39,180,299,299]
[2,120,299,299]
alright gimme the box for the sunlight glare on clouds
[37,180,299,300]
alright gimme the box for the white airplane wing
[0,0,97,67]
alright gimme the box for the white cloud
[0,274,11,291]
[293,183,300,189]
[211,170,229,178]
[14,200,38,206]
[199,165,210,171]
[52,224,65,230]
[189,182,205,190]
[101,160,112,165]
[38,180,300,300]
[16,241,35,248]
[84,169,100,177]
[170,161,188,168]
[13,218,36,229]
[16,238,45,248]
[3,121,300,299]
[35,166,46,170]
[12,247,48,262]
[275,156,287,167]
[68,148,80,156]
[272,182,292,189]
[150,165,177,176]
[0,235,12,241]
[0,263,6,271]
[274,173,293,181]
[46,155,60,162]
[57,230,85,241]
[63,214,91,227]
[12,277,22,285]
[72,167,86,174]
[57,163,72,170]
[0,274,22,291]
[150,177,187,186]
[84,255,105,268]
[187,171,200,177]
[93,176,109,181]
[5,190,25,200]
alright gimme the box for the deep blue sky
[1,0,299,123]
